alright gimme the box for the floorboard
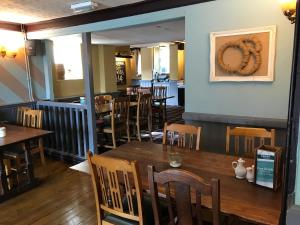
[0,159,97,225]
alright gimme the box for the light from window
[53,36,83,80]
[137,50,142,76]
[159,45,170,74]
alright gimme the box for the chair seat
[103,121,127,131]
[104,214,139,225]
[2,145,24,158]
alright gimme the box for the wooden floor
[0,159,97,225]
[0,155,255,225]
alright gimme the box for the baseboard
[286,205,300,225]
[183,112,287,128]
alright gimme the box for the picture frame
[210,26,276,82]
[254,145,283,191]
[116,61,126,85]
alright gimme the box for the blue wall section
[28,0,294,120]
[185,0,294,120]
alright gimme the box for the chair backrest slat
[137,94,152,121]
[152,86,167,98]
[148,166,220,225]
[163,123,202,150]
[17,107,31,125]
[111,97,130,127]
[23,109,43,129]
[226,126,275,157]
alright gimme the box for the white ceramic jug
[232,158,247,179]
[246,165,255,183]
[0,127,6,138]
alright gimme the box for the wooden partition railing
[36,101,89,162]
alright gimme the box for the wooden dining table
[0,124,52,202]
[71,141,282,225]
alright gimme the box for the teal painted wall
[185,0,294,119]
[28,0,294,120]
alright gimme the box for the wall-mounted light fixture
[0,46,17,58]
[279,0,297,24]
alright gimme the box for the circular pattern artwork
[217,36,262,76]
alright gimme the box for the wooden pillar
[43,40,55,100]
[284,2,300,224]
[81,32,97,154]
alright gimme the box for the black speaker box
[25,40,41,56]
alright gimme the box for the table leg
[163,99,167,122]
[0,153,9,194]
[24,142,35,184]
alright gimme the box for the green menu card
[256,149,275,188]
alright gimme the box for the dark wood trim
[25,0,214,32]
[183,112,287,128]
[0,21,22,32]
[283,1,300,224]
[82,32,97,154]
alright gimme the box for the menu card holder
[254,145,283,191]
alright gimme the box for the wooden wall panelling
[184,119,287,154]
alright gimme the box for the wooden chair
[148,165,220,225]
[152,86,167,127]
[16,106,31,125]
[3,109,45,164]
[137,87,151,94]
[3,109,45,188]
[103,97,130,149]
[226,126,275,157]
[152,86,167,99]
[163,123,201,150]
[94,95,112,105]
[95,95,113,115]
[3,106,31,189]
[135,94,152,142]
[87,152,144,225]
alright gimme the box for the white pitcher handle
[232,161,238,170]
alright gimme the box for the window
[158,45,170,74]
[137,50,142,76]
[52,36,83,80]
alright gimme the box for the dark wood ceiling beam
[0,21,22,32]
[26,0,214,32]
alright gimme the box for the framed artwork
[116,61,126,85]
[210,26,276,82]
[254,145,283,191]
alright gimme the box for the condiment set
[232,158,254,182]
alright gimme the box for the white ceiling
[2,0,185,45]
[92,19,185,45]
[50,19,185,46]
[0,0,143,24]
